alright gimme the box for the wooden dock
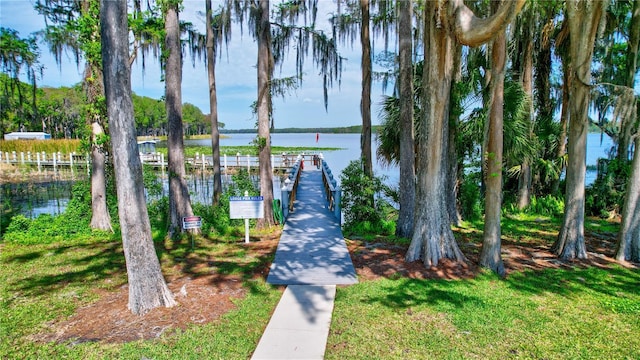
[0,151,322,175]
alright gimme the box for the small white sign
[229,196,265,219]
[182,216,202,230]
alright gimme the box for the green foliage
[4,181,98,244]
[193,197,231,236]
[147,197,169,236]
[586,158,631,217]
[142,165,163,197]
[340,160,392,236]
[3,181,96,244]
[252,135,268,151]
[506,195,565,217]
[459,170,483,221]
[228,169,258,197]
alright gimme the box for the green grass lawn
[2,219,639,359]
[328,267,640,359]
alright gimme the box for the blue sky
[0,0,394,130]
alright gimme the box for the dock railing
[321,158,342,223]
[280,156,303,220]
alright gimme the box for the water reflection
[1,179,73,218]
[2,171,284,218]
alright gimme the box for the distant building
[137,140,157,154]
[3,132,52,140]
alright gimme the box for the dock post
[202,153,205,172]
[334,186,341,223]
[20,152,25,166]
[247,154,250,173]
[70,152,75,177]
[224,154,228,174]
[53,152,57,173]
[42,151,46,163]
[161,153,165,177]
[37,152,41,172]
[12,151,16,162]
[282,183,290,220]
[86,153,90,176]
[27,151,31,163]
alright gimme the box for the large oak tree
[406,0,523,267]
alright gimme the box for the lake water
[3,132,615,218]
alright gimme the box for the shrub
[339,159,390,235]
[586,158,630,218]
[3,182,93,244]
[459,171,483,221]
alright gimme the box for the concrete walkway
[252,168,357,359]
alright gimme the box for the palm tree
[100,0,176,315]
[552,0,605,260]
[0,28,41,136]
[163,0,198,236]
[395,0,415,238]
[205,0,232,206]
[35,0,112,231]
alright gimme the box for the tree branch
[454,0,525,47]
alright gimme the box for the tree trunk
[615,0,640,262]
[616,136,640,262]
[405,1,465,266]
[100,0,176,315]
[517,15,534,210]
[447,43,463,227]
[257,0,275,228]
[165,3,197,237]
[395,0,415,239]
[480,0,507,277]
[206,0,222,206]
[86,64,112,232]
[553,0,604,260]
[553,62,571,194]
[617,0,640,162]
[405,0,522,267]
[360,0,373,178]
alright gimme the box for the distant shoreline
[220,125,381,134]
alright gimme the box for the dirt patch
[347,230,636,282]
[35,237,280,345]
[35,226,636,345]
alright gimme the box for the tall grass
[0,139,82,155]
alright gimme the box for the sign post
[229,191,264,243]
[182,216,202,250]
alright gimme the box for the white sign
[182,216,202,230]
[229,196,265,219]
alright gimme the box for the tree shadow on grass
[505,265,640,299]
[4,241,126,303]
[357,277,485,311]
[352,265,639,314]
